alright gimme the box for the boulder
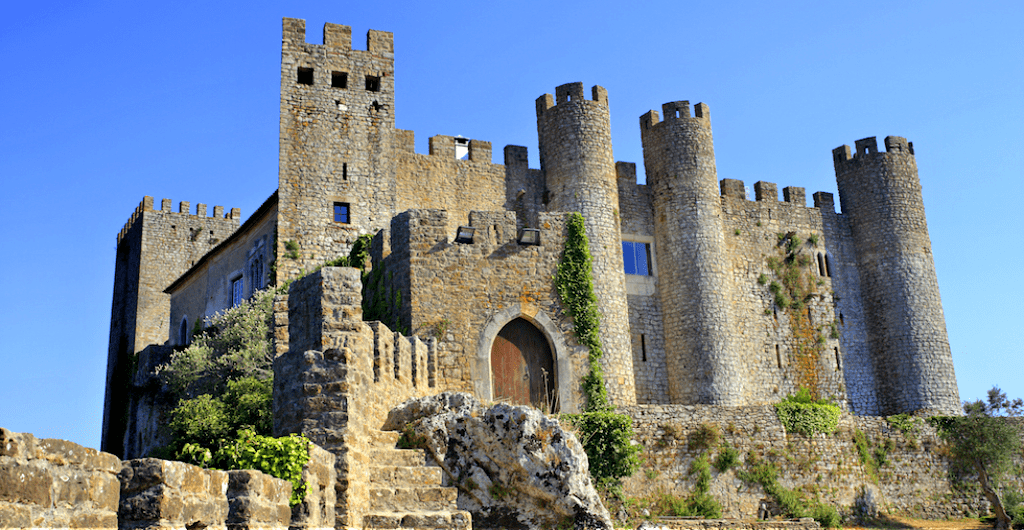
[383,392,612,530]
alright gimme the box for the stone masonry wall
[374,209,587,412]
[395,133,506,236]
[537,82,636,406]
[277,19,397,282]
[0,428,120,529]
[719,184,846,406]
[619,406,1024,520]
[503,145,546,230]
[104,196,240,456]
[273,267,437,528]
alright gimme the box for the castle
[103,18,960,458]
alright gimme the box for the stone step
[368,486,458,511]
[362,510,471,529]
[369,447,427,467]
[369,465,443,486]
[371,429,402,446]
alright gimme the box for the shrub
[687,423,721,452]
[217,429,311,506]
[714,444,740,473]
[774,389,840,436]
[561,411,641,486]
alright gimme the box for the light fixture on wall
[455,226,476,244]
[518,228,540,246]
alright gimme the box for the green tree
[931,387,1023,530]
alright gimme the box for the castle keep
[103,18,960,458]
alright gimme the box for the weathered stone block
[0,460,52,505]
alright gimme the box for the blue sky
[1,1,1021,449]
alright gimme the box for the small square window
[365,75,380,92]
[332,71,348,88]
[297,67,314,85]
[622,241,652,276]
[334,202,350,224]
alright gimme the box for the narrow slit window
[342,163,348,181]
[331,71,348,88]
[297,67,314,85]
[835,348,842,371]
[824,254,833,277]
[817,253,826,276]
[776,345,782,368]
[334,202,350,224]
[365,75,380,92]
[640,334,647,362]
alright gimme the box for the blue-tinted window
[334,202,350,224]
[232,278,243,307]
[622,241,651,276]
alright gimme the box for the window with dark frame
[331,71,348,88]
[231,278,243,307]
[622,241,652,276]
[334,202,350,224]
[297,67,314,85]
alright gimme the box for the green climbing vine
[555,212,609,412]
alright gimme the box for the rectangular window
[365,75,380,92]
[331,71,348,88]
[622,241,651,275]
[297,67,314,85]
[231,277,243,307]
[334,202,350,224]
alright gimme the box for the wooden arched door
[490,318,557,411]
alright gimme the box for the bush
[713,444,740,473]
[217,429,311,506]
[774,389,840,436]
[561,411,640,485]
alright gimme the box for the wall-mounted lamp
[518,228,540,246]
[455,226,476,244]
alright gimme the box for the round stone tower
[640,101,740,405]
[833,136,959,415]
[536,82,636,406]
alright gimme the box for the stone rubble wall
[619,405,1024,520]
[639,518,821,530]
[273,266,438,528]
[0,428,121,529]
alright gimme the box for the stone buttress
[536,82,636,406]
[833,136,959,415]
[641,102,740,405]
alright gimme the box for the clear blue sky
[1,1,1021,449]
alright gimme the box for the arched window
[824,254,833,277]
[179,316,189,346]
[817,253,826,276]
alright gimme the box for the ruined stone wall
[372,209,586,412]
[718,182,846,406]
[273,267,438,528]
[168,197,278,346]
[619,406,1024,520]
[277,19,397,281]
[104,196,240,456]
[537,82,636,406]
[394,132,506,235]
[0,428,120,529]
[833,137,959,415]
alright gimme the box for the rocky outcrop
[383,392,612,530]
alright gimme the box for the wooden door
[491,318,556,410]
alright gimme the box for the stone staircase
[363,430,472,530]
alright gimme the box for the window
[622,241,651,275]
[334,202,350,224]
[297,67,314,85]
[249,254,265,292]
[232,277,243,307]
[179,317,189,346]
[331,71,348,88]
[365,75,380,92]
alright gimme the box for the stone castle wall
[619,406,1024,520]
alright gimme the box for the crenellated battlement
[116,196,240,245]
[833,135,915,168]
[282,17,393,55]
[535,82,608,116]
[718,179,830,209]
[640,101,710,131]
[425,135,493,163]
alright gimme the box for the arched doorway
[491,318,557,411]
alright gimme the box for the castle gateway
[103,18,959,458]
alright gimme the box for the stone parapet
[118,458,230,530]
[0,428,120,529]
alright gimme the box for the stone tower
[833,136,959,415]
[102,197,240,455]
[640,101,740,405]
[277,18,396,282]
[536,82,636,406]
